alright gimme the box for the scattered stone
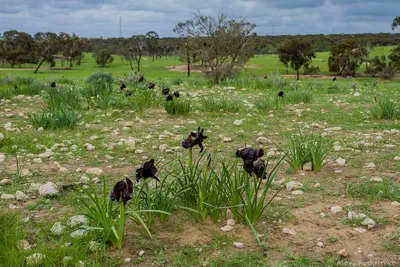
[354,92,360,97]
[1,193,15,200]
[86,168,103,176]
[394,156,400,161]
[125,258,132,263]
[38,182,59,196]
[39,151,53,159]
[89,241,101,252]
[348,211,367,220]
[303,162,312,171]
[282,228,297,236]
[70,229,87,238]
[361,218,376,229]
[159,144,168,152]
[0,179,11,185]
[63,256,73,263]
[233,120,243,126]
[17,239,32,250]
[79,176,90,184]
[223,137,232,142]
[256,137,269,144]
[369,177,383,182]
[354,227,367,233]
[91,177,101,184]
[292,190,304,195]
[28,183,42,194]
[68,215,88,227]
[59,167,68,173]
[51,222,65,235]
[84,143,96,151]
[0,132,3,142]
[0,153,5,163]
[135,149,144,154]
[26,253,46,266]
[15,191,28,202]
[335,158,346,166]
[220,225,233,232]
[76,260,85,267]
[324,127,342,132]
[334,146,344,151]
[286,181,303,191]
[365,162,375,168]
[337,248,348,257]
[391,201,400,206]
[226,219,235,226]
[233,242,244,249]
[138,250,145,257]
[331,206,343,214]
[317,241,324,247]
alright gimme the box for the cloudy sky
[0,0,398,37]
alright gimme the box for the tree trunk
[34,58,46,74]
[120,57,124,65]
[128,60,133,70]
[296,69,299,80]
[286,67,289,74]
[187,55,191,77]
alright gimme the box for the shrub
[86,73,114,87]
[42,86,82,111]
[163,99,191,115]
[30,109,82,130]
[201,96,242,112]
[285,91,313,104]
[255,97,273,112]
[371,99,399,120]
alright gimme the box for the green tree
[2,30,38,68]
[174,12,256,82]
[33,32,60,73]
[277,38,316,80]
[145,31,159,61]
[328,39,368,76]
[93,49,114,67]
[126,35,146,72]
[392,16,400,30]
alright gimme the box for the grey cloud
[0,0,398,37]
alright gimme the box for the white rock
[51,222,65,235]
[391,201,400,206]
[89,241,101,252]
[334,146,344,151]
[365,162,375,168]
[233,120,243,126]
[348,211,367,220]
[337,248,348,257]
[59,167,68,173]
[26,253,45,266]
[394,156,400,161]
[79,176,90,184]
[85,144,96,151]
[0,179,11,185]
[28,183,42,193]
[233,242,244,248]
[39,151,53,159]
[0,133,3,142]
[38,182,59,196]
[220,225,233,232]
[135,149,144,154]
[125,258,132,263]
[1,193,15,200]
[369,177,383,182]
[256,137,269,144]
[286,181,303,191]
[159,144,168,152]
[361,218,376,229]
[0,153,5,163]
[91,177,101,184]
[354,227,367,233]
[223,137,232,142]
[138,250,145,257]
[335,158,346,166]
[76,260,85,267]
[37,127,44,132]
[324,127,342,132]
[68,215,88,227]
[331,206,343,214]
[17,239,32,250]
[63,256,73,263]
[226,219,235,226]
[86,168,103,176]
[70,229,87,238]
[354,92,360,97]
[15,191,28,202]
[317,241,324,247]
[282,227,297,235]
[292,190,304,195]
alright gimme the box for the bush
[30,109,82,130]
[285,91,313,104]
[371,99,399,120]
[201,96,242,112]
[163,99,191,115]
[42,86,82,111]
[255,97,274,112]
[283,131,329,172]
[86,73,114,87]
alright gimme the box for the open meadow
[0,51,399,266]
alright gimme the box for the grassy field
[0,46,397,81]
[0,49,399,266]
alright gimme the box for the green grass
[346,180,400,201]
